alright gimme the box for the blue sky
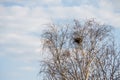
[0,0,120,80]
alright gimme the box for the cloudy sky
[0,0,120,80]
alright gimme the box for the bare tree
[40,19,120,80]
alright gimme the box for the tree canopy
[40,19,120,80]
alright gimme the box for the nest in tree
[74,37,83,44]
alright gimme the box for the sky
[0,0,120,80]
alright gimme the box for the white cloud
[0,0,120,63]
[98,9,120,27]
[19,66,35,71]
[99,0,113,11]
[0,0,62,7]
[41,0,61,5]
[0,32,42,61]
[44,5,120,27]
[0,6,50,28]
[111,0,120,11]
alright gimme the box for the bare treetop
[40,19,120,80]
